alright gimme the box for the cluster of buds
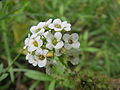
[24,18,80,70]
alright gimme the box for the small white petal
[63,34,70,42]
[71,33,79,41]
[62,21,67,27]
[35,48,42,55]
[46,43,53,50]
[46,19,52,25]
[54,28,62,31]
[28,45,37,52]
[44,31,49,37]
[28,33,30,38]
[64,27,71,31]
[53,18,61,24]
[30,26,38,33]
[31,34,38,38]
[38,22,45,28]
[23,46,26,49]
[67,23,71,27]
[43,49,48,56]
[44,32,53,42]
[37,39,43,47]
[64,43,72,49]
[28,55,34,64]
[48,24,54,29]
[26,53,30,60]
[72,42,80,49]
[54,32,62,41]
[24,38,30,49]
[55,49,61,56]
[38,59,47,67]
[62,21,71,31]
[55,41,64,49]
[33,61,37,66]
[37,29,45,35]
[71,57,79,65]
[24,38,29,45]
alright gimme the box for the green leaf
[83,31,89,41]
[0,64,3,74]
[83,47,99,52]
[0,73,8,81]
[48,80,56,90]
[25,70,53,81]
[29,81,40,90]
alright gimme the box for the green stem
[3,49,24,73]
[2,21,14,82]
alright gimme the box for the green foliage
[73,71,113,90]
[0,73,8,82]
[48,80,56,90]
[25,70,53,81]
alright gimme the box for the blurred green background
[0,0,120,89]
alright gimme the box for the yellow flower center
[59,48,66,54]
[69,54,74,59]
[54,24,61,28]
[52,38,57,45]
[35,28,41,33]
[68,38,73,44]
[44,26,49,30]
[38,55,45,60]
[33,41,38,47]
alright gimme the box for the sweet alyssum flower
[26,48,48,67]
[24,18,80,71]
[54,48,66,56]
[30,19,52,35]
[44,32,64,50]
[45,60,57,75]
[30,26,45,36]
[24,34,31,49]
[62,21,71,31]
[49,18,71,31]
[66,49,80,65]
[63,33,80,49]
[34,48,48,67]
[38,19,52,30]
[49,19,64,31]
[26,53,38,66]
[27,36,43,52]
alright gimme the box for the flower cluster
[24,18,80,69]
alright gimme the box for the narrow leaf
[0,73,8,81]
[83,47,99,52]
[25,70,53,81]
[48,80,56,90]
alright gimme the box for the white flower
[26,53,37,66]
[34,48,48,67]
[63,33,80,49]
[30,26,45,36]
[48,18,64,31]
[27,36,43,52]
[66,49,80,65]
[26,48,48,67]
[44,32,64,50]
[38,18,52,29]
[30,19,52,35]
[55,48,66,56]
[24,34,31,49]
[45,60,57,75]
[62,21,71,31]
